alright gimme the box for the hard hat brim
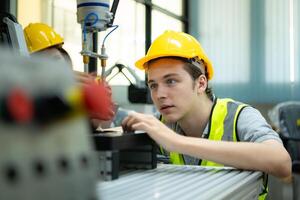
[135,54,214,80]
[135,53,194,70]
[30,43,64,54]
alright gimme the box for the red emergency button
[7,88,33,123]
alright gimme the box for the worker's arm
[122,112,292,180]
[178,137,291,179]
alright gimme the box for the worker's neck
[178,96,213,138]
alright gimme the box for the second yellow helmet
[24,23,64,53]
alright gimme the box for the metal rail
[97,164,263,200]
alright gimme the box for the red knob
[7,88,33,123]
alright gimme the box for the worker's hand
[83,81,115,121]
[97,78,112,96]
[121,112,181,151]
[74,70,113,97]
[90,103,118,130]
[73,71,116,121]
[74,71,95,86]
[93,76,115,121]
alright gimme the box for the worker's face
[147,58,200,123]
[37,47,66,63]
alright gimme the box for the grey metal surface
[98,151,115,181]
[97,164,263,200]
[266,175,292,200]
[0,51,98,200]
[3,17,29,56]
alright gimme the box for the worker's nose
[155,85,167,100]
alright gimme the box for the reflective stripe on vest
[201,98,247,166]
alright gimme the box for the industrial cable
[102,25,119,46]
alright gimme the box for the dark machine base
[92,131,157,180]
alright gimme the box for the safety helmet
[24,23,64,53]
[135,30,214,80]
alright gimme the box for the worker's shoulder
[237,105,282,143]
[238,104,265,121]
[235,103,270,128]
[217,98,248,107]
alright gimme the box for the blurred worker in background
[23,23,115,126]
[122,30,292,199]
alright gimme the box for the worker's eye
[166,79,177,85]
[148,83,157,90]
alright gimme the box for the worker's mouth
[160,105,175,113]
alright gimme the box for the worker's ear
[195,74,207,94]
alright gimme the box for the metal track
[97,164,263,200]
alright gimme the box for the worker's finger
[121,115,130,127]
[128,112,148,123]
[126,117,136,128]
[103,83,112,96]
[76,77,93,85]
[132,122,148,132]
[74,70,91,77]
[93,76,113,96]
[89,71,97,77]
[99,110,115,121]
[121,117,132,132]
[74,71,94,85]
[122,114,137,132]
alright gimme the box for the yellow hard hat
[135,30,214,80]
[24,23,64,53]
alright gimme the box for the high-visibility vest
[159,98,267,199]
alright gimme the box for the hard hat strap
[187,58,206,75]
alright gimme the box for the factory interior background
[15,0,300,118]
[1,0,300,199]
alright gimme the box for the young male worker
[122,30,292,199]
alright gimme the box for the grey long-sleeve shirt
[165,105,282,165]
